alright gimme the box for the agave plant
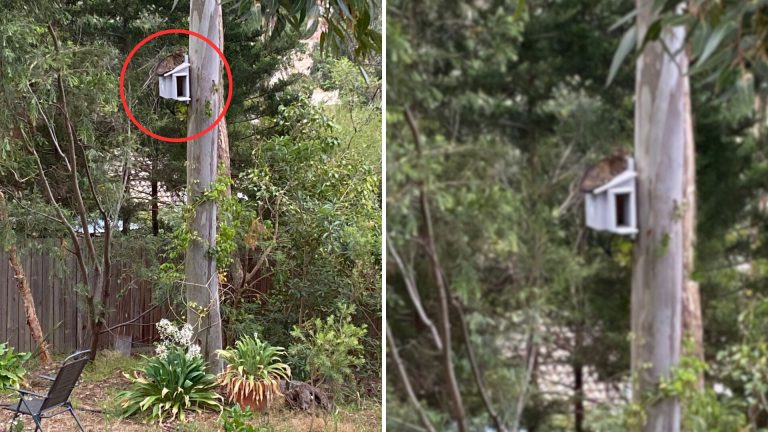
[0,343,31,389]
[217,333,291,411]
[117,347,222,423]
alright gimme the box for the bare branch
[100,304,160,334]
[24,83,71,172]
[405,106,467,432]
[512,326,538,432]
[452,297,508,432]
[47,23,99,270]
[20,127,89,280]
[386,232,442,351]
[387,323,437,432]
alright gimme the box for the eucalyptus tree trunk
[187,0,224,373]
[631,2,696,431]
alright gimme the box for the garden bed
[0,351,380,432]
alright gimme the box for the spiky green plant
[117,347,222,423]
[0,343,31,389]
[216,333,291,408]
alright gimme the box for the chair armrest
[63,350,91,365]
[6,387,47,398]
[39,374,56,382]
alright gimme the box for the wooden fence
[0,246,165,354]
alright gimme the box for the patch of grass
[82,350,142,383]
[256,401,380,432]
[101,387,125,422]
[174,421,223,432]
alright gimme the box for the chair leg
[31,414,44,432]
[68,406,85,432]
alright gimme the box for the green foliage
[8,418,23,432]
[588,343,748,432]
[217,333,291,382]
[713,295,768,425]
[289,303,366,385]
[225,94,381,376]
[0,343,31,389]
[117,347,222,423]
[217,333,290,407]
[224,0,381,59]
[660,352,747,432]
[386,0,636,428]
[219,405,263,432]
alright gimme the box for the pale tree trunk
[187,0,224,373]
[0,192,51,364]
[631,2,696,431]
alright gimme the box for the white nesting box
[158,55,190,102]
[584,157,638,236]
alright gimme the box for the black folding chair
[3,350,90,431]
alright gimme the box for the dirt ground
[0,352,381,432]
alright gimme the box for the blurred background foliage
[386,0,768,430]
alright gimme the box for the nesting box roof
[580,154,633,193]
[592,168,636,194]
[163,55,189,76]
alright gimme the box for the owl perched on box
[580,149,629,192]
[155,47,187,76]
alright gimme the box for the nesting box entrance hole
[615,192,630,228]
[176,75,186,98]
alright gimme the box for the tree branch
[47,23,99,270]
[405,106,467,432]
[452,297,508,432]
[20,128,89,281]
[386,232,442,351]
[387,323,437,432]
[100,304,159,334]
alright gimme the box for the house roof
[163,55,189,77]
[593,169,637,194]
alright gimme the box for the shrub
[0,343,31,389]
[154,319,200,359]
[288,303,366,386]
[217,333,291,411]
[219,405,260,432]
[117,346,222,423]
[117,320,221,423]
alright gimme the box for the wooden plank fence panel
[51,253,62,352]
[8,251,19,350]
[18,252,30,352]
[1,240,265,354]
[1,251,7,345]
[35,252,48,353]
[70,253,80,353]
[10,252,19,350]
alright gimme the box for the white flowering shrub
[117,319,221,423]
[155,319,200,360]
